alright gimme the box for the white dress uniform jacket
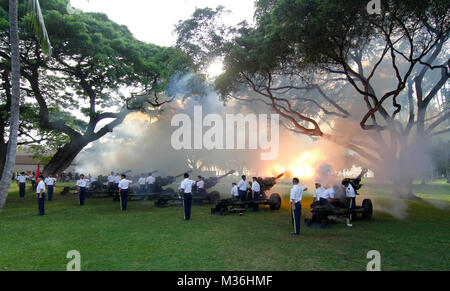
[36,180,46,194]
[76,179,89,188]
[237,179,247,191]
[345,184,356,198]
[45,177,57,186]
[290,185,304,203]
[146,175,155,184]
[180,178,195,194]
[119,179,133,189]
[251,181,261,192]
[231,185,239,197]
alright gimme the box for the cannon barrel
[255,171,286,194]
[204,170,236,189]
[155,170,193,188]
[342,168,367,192]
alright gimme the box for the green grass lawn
[0,181,449,271]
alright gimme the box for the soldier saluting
[290,178,307,235]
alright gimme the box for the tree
[176,0,449,198]
[0,0,51,211]
[0,0,192,176]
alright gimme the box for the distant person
[311,182,328,207]
[196,176,205,196]
[118,174,133,211]
[36,175,46,216]
[290,178,307,235]
[237,175,247,202]
[114,173,121,190]
[44,174,57,201]
[138,174,146,193]
[30,172,36,191]
[230,183,239,199]
[146,172,155,193]
[343,181,356,228]
[179,172,195,220]
[16,172,29,198]
[251,177,261,211]
[76,174,89,206]
[107,172,115,191]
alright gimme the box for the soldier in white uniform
[230,183,239,199]
[179,172,195,220]
[146,173,155,193]
[290,178,307,235]
[138,174,146,193]
[76,174,89,206]
[251,177,261,211]
[237,175,247,202]
[311,182,328,207]
[16,172,29,198]
[195,176,205,196]
[343,181,356,227]
[118,174,133,211]
[107,172,115,192]
[44,174,57,201]
[36,175,46,216]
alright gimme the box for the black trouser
[291,202,301,234]
[238,190,246,201]
[252,191,260,211]
[108,182,114,192]
[47,185,54,201]
[183,193,192,220]
[139,185,146,193]
[120,189,128,210]
[37,193,45,215]
[319,198,328,205]
[79,187,86,205]
[147,183,153,193]
[31,180,36,191]
[347,197,356,221]
[19,182,26,197]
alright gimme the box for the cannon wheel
[362,199,373,219]
[208,191,221,205]
[268,193,282,210]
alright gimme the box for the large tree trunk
[42,141,87,175]
[0,0,20,212]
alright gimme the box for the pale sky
[70,0,256,47]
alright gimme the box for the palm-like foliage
[28,0,52,55]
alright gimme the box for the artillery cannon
[193,170,236,205]
[211,172,285,215]
[305,168,372,228]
